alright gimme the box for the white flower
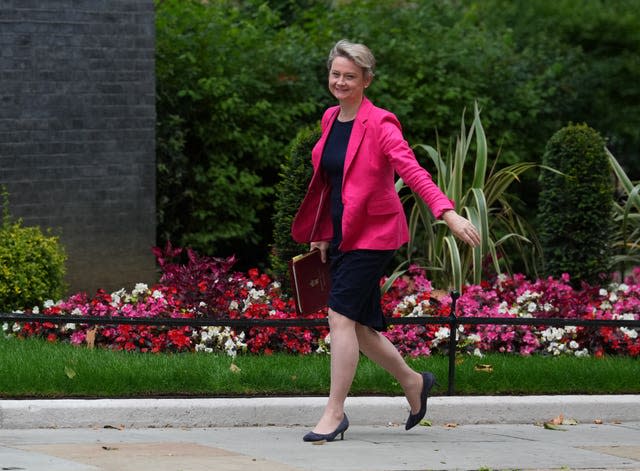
[132,283,149,297]
[473,348,484,357]
[152,290,164,299]
[609,292,618,302]
[541,327,564,342]
[497,301,509,315]
[229,300,239,311]
[569,340,579,349]
[2,322,8,333]
[435,327,450,340]
[599,288,608,296]
[224,338,236,352]
[32,306,40,314]
[527,302,537,313]
[12,323,21,332]
[575,348,590,357]
[71,308,83,316]
[64,323,76,331]
[111,288,127,306]
[621,327,638,339]
[467,334,481,343]
[543,303,554,312]
[565,325,577,334]
[618,283,629,293]
[43,300,55,308]
[432,327,450,346]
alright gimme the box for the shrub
[269,125,321,291]
[538,124,614,285]
[0,189,67,311]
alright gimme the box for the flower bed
[3,245,639,357]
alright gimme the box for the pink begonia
[70,331,86,345]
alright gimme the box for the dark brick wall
[0,0,157,295]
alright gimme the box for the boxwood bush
[538,124,613,285]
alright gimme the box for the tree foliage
[155,0,326,267]
[155,0,639,276]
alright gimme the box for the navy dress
[321,119,395,331]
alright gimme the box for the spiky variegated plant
[385,103,542,293]
[607,148,640,275]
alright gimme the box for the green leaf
[64,366,77,380]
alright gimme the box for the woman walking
[291,39,480,442]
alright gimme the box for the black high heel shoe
[405,371,437,430]
[303,414,349,442]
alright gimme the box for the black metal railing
[2,292,639,395]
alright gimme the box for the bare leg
[355,323,424,414]
[312,308,360,434]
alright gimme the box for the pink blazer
[291,97,454,251]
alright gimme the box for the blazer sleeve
[378,113,454,219]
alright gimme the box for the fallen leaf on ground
[102,446,118,451]
[64,366,76,379]
[419,419,432,427]
[229,363,241,373]
[562,418,578,425]
[474,364,493,372]
[444,423,458,428]
[103,424,125,430]
[594,419,603,425]
[543,422,566,431]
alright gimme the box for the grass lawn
[1,336,638,398]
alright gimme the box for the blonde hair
[327,39,376,80]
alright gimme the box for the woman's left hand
[442,210,481,247]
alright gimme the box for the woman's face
[328,56,371,105]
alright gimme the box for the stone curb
[1,395,638,429]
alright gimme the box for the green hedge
[538,124,613,285]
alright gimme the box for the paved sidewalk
[1,396,639,470]
[1,422,639,471]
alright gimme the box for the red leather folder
[288,249,331,315]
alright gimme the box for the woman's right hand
[310,241,330,263]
